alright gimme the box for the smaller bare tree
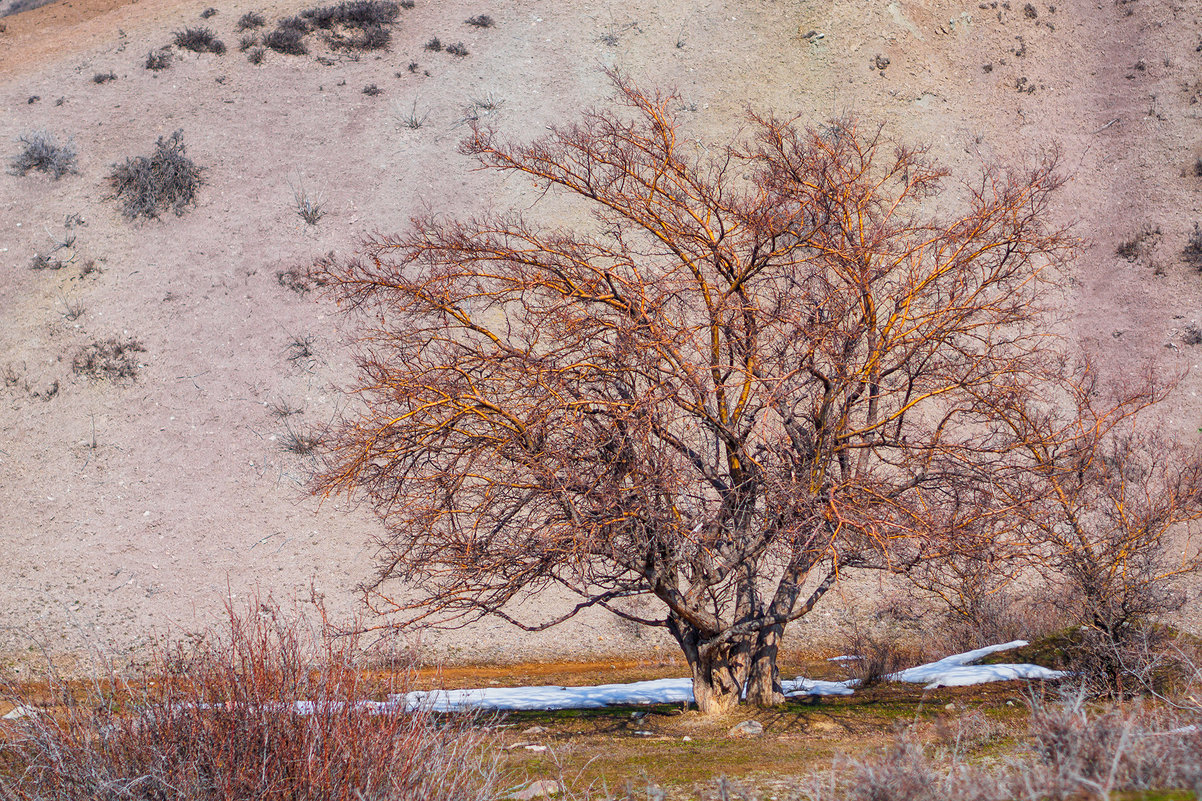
[922,363,1202,691]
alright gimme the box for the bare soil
[2,0,1202,670]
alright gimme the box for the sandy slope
[1,0,1200,669]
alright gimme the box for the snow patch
[382,641,1065,712]
[889,640,1069,688]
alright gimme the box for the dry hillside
[1,0,1201,669]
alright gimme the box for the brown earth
[2,0,1201,671]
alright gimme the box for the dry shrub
[329,23,390,50]
[144,48,172,70]
[1024,688,1202,798]
[265,25,308,55]
[173,26,226,54]
[1185,223,1202,271]
[834,623,918,689]
[808,695,1202,801]
[0,597,500,801]
[277,251,335,294]
[108,130,202,219]
[302,0,399,29]
[9,130,77,179]
[236,10,265,30]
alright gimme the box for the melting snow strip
[393,641,1066,711]
[886,640,1069,688]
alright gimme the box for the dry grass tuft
[71,336,145,381]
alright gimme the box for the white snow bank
[372,641,1064,712]
[782,677,857,697]
[400,677,696,712]
[889,640,1068,688]
[397,674,858,712]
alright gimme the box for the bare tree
[990,366,1202,692]
[317,75,1075,712]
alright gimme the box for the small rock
[634,729,654,736]
[682,735,693,742]
[523,744,547,752]
[2,705,36,720]
[506,779,562,800]
[727,719,764,738]
[944,702,957,711]
[522,725,548,735]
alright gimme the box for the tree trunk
[746,622,786,707]
[669,617,749,715]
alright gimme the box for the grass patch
[280,423,324,454]
[71,336,145,381]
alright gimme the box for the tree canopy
[318,75,1106,713]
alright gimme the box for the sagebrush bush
[174,26,226,54]
[9,130,77,179]
[0,597,501,801]
[236,10,265,30]
[328,22,390,50]
[108,130,202,219]
[265,25,308,54]
[302,0,399,29]
[1185,223,1202,271]
[145,48,172,70]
